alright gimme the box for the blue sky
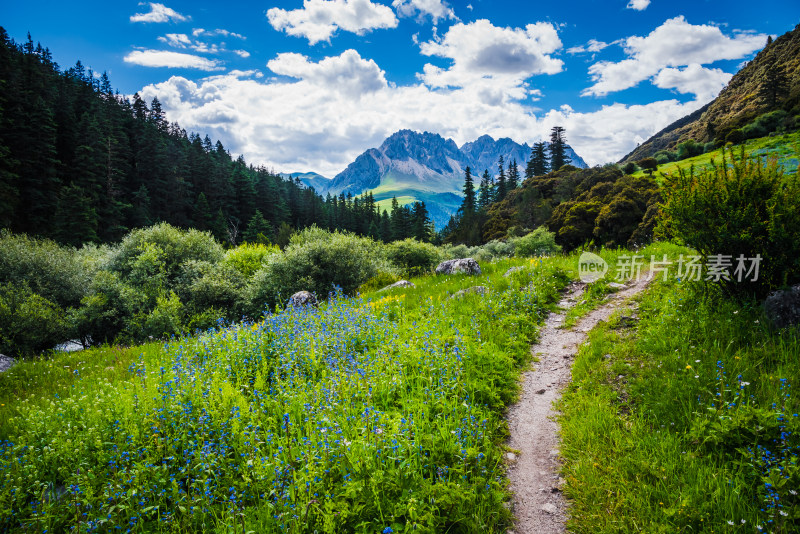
[4,1,800,175]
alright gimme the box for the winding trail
[506,276,651,533]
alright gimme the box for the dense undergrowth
[560,276,800,533]
[0,256,577,533]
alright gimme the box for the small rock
[450,286,489,300]
[609,282,626,289]
[504,266,524,277]
[506,452,517,461]
[604,354,612,360]
[541,503,558,515]
[379,280,415,291]
[288,291,317,308]
[0,354,16,374]
[535,388,546,395]
[435,258,481,276]
[764,285,800,328]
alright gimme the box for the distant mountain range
[289,130,587,228]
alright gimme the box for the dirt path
[506,276,651,533]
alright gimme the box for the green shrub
[385,239,442,276]
[0,282,70,357]
[0,231,94,308]
[676,140,704,160]
[141,292,185,340]
[726,128,745,144]
[70,271,128,346]
[653,151,676,164]
[223,243,279,278]
[108,223,223,283]
[360,272,401,292]
[514,227,562,257]
[176,260,245,318]
[246,227,387,313]
[622,161,638,175]
[659,146,800,297]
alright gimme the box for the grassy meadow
[0,253,581,533]
[560,272,800,532]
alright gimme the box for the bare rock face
[764,285,800,328]
[435,258,481,276]
[450,286,488,299]
[379,280,416,291]
[288,291,317,308]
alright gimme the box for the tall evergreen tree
[495,156,507,202]
[242,209,273,244]
[527,141,550,178]
[461,166,476,214]
[549,126,571,172]
[507,159,519,190]
[477,169,491,209]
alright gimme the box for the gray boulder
[379,280,416,291]
[450,286,488,299]
[436,258,481,276]
[288,291,318,308]
[764,285,800,328]
[0,354,16,374]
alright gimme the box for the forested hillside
[0,28,434,246]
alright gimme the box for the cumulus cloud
[267,0,398,45]
[267,49,387,95]
[139,48,705,176]
[584,16,765,98]
[419,20,563,102]
[626,0,650,11]
[234,50,251,58]
[124,50,225,71]
[392,0,456,23]
[652,63,731,101]
[158,33,192,48]
[130,3,188,23]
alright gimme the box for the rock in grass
[435,258,481,275]
[288,291,317,308]
[450,286,488,299]
[0,354,16,374]
[504,266,524,277]
[379,280,415,291]
[764,285,800,328]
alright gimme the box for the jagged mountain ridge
[318,130,587,198]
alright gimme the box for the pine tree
[242,209,273,244]
[527,142,550,177]
[495,156,507,202]
[461,166,476,214]
[412,201,433,242]
[759,61,789,108]
[477,169,491,209]
[507,159,519,190]
[549,126,571,172]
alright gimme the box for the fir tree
[549,126,571,172]
[495,156,507,202]
[461,166,476,214]
[242,209,273,244]
[527,141,550,177]
[507,159,519,190]
[477,169,491,209]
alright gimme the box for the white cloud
[124,50,224,71]
[584,16,765,98]
[267,0,398,45]
[419,20,563,102]
[234,50,251,58]
[158,33,192,48]
[130,3,188,23]
[193,28,246,39]
[653,63,731,102]
[139,49,705,176]
[567,39,612,55]
[626,0,650,11]
[267,49,387,95]
[392,0,456,23]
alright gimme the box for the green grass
[0,255,578,533]
[631,131,800,181]
[559,270,800,532]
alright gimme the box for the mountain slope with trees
[0,28,433,246]
[623,23,800,162]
